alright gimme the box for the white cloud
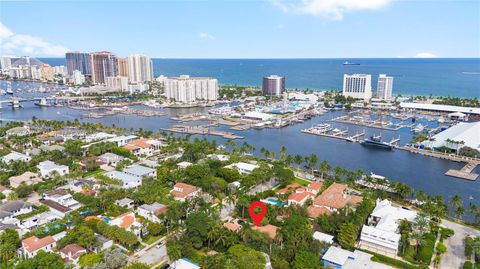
[277,23,286,30]
[0,22,68,57]
[199,32,215,40]
[415,52,437,58]
[269,0,392,20]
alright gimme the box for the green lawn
[144,235,162,245]
[293,177,311,186]
[83,168,105,178]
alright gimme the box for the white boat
[413,124,425,133]
[370,172,386,180]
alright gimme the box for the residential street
[440,219,480,269]
[131,237,168,267]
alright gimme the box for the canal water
[1,80,478,213]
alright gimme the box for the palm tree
[450,195,464,219]
[319,161,331,179]
[279,146,287,161]
[410,231,425,256]
[413,212,429,234]
[293,154,303,169]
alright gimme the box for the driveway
[248,179,279,195]
[440,219,480,269]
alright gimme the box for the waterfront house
[287,189,315,206]
[53,128,86,141]
[1,151,31,164]
[224,162,260,175]
[115,198,134,209]
[59,244,87,265]
[358,199,417,257]
[9,172,42,188]
[37,160,69,178]
[21,235,56,258]
[97,152,125,167]
[170,183,200,201]
[108,211,142,237]
[305,182,323,195]
[307,182,363,218]
[276,183,301,195]
[171,258,201,269]
[137,202,167,223]
[322,246,392,269]
[43,189,81,210]
[107,135,138,147]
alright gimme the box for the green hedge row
[364,250,427,269]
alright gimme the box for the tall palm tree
[450,195,464,219]
[294,154,303,169]
[410,231,425,256]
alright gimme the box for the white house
[322,246,392,269]
[224,162,259,175]
[105,171,142,189]
[19,211,59,231]
[21,235,56,258]
[115,198,134,209]
[123,164,157,178]
[137,202,167,223]
[43,189,81,210]
[37,161,69,178]
[358,199,417,257]
[1,151,31,164]
[177,161,193,169]
[0,200,33,223]
[170,183,200,201]
[97,152,126,167]
[313,231,334,244]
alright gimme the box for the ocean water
[39,58,480,98]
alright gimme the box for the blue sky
[1,0,479,58]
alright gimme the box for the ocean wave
[462,72,480,75]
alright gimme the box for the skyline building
[90,51,118,85]
[262,75,285,96]
[165,75,218,103]
[376,74,394,100]
[65,52,91,75]
[342,74,372,100]
[127,54,153,83]
[117,58,129,77]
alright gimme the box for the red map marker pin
[249,201,267,226]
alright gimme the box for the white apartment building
[358,199,417,257]
[72,70,85,85]
[376,74,394,100]
[0,57,12,72]
[106,76,128,91]
[165,75,219,103]
[342,74,372,100]
[37,160,69,178]
[127,54,153,83]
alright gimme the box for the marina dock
[445,163,479,181]
[330,115,403,131]
[301,125,365,142]
[161,125,244,139]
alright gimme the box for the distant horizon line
[35,57,480,60]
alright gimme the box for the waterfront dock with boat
[446,163,479,181]
[161,125,244,139]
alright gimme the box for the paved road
[130,237,168,267]
[440,219,480,269]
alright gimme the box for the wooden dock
[445,163,479,181]
[330,116,403,131]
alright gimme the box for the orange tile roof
[170,183,198,199]
[307,206,333,218]
[59,244,86,258]
[307,182,322,191]
[85,216,103,222]
[288,191,314,203]
[126,138,152,148]
[252,224,278,239]
[276,183,301,195]
[123,144,140,151]
[224,222,242,232]
[22,235,55,253]
[312,182,363,210]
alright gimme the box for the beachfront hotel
[376,74,394,100]
[342,74,373,100]
[165,75,219,103]
[262,75,285,96]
